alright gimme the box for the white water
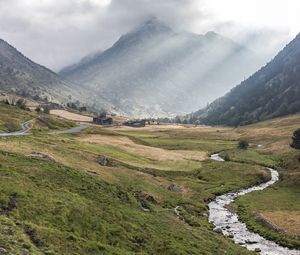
[209,155,300,255]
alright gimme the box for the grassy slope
[111,118,300,249]
[0,106,267,255]
[0,151,263,255]
[0,106,299,254]
[0,102,76,133]
[31,115,76,132]
[0,103,35,132]
[232,149,300,249]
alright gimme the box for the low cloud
[0,0,297,70]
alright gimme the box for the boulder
[246,240,258,244]
[28,152,56,162]
[96,155,116,167]
[143,168,156,176]
[168,183,182,193]
[0,247,7,254]
[213,227,222,233]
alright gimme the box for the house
[93,112,113,125]
[123,119,146,128]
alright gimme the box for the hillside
[61,18,265,117]
[0,39,115,113]
[0,104,299,253]
[194,33,300,126]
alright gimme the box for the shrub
[291,129,300,150]
[224,153,230,161]
[238,140,249,150]
[43,106,51,114]
[16,99,26,110]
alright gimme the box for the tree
[238,140,249,150]
[79,106,87,112]
[16,99,26,110]
[291,129,300,150]
[43,106,51,114]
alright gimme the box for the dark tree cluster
[291,129,300,150]
[238,140,249,150]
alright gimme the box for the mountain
[194,33,300,127]
[60,18,265,117]
[0,39,114,112]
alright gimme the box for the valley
[0,103,298,254]
[0,3,299,254]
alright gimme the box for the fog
[0,0,298,71]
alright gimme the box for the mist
[0,0,298,71]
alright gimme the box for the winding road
[0,119,89,137]
[49,123,89,135]
[209,154,300,255]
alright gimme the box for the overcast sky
[0,0,299,71]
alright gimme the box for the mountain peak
[143,17,163,26]
[136,17,173,34]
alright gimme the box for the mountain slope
[0,39,114,112]
[61,18,265,117]
[194,33,300,126]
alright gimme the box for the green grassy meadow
[0,105,299,254]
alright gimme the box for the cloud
[0,0,297,71]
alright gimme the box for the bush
[224,153,230,161]
[16,99,26,110]
[4,121,20,132]
[291,129,300,150]
[43,106,51,114]
[238,140,249,150]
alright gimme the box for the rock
[168,183,182,193]
[144,194,156,204]
[142,168,156,176]
[22,249,30,255]
[228,234,234,238]
[214,227,222,233]
[96,155,116,167]
[0,247,7,254]
[246,240,258,244]
[28,152,56,162]
[140,201,150,212]
[254,248,261,252]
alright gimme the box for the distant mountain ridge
[61,18,265,117]
[194,33,300,126]
[0,39,115,112]
[0,38,73,102]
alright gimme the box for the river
[208,154,300,255]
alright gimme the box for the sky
[0,0,299,71]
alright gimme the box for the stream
[208,154,300,255]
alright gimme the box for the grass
[220,149,278,167]
[138,138,237,152]
[0,105,299,254]
[0,151,259,255]
[234,186,300,249]
[231,149,300,249]
[31,115,76,132]
[0,103,35,132]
